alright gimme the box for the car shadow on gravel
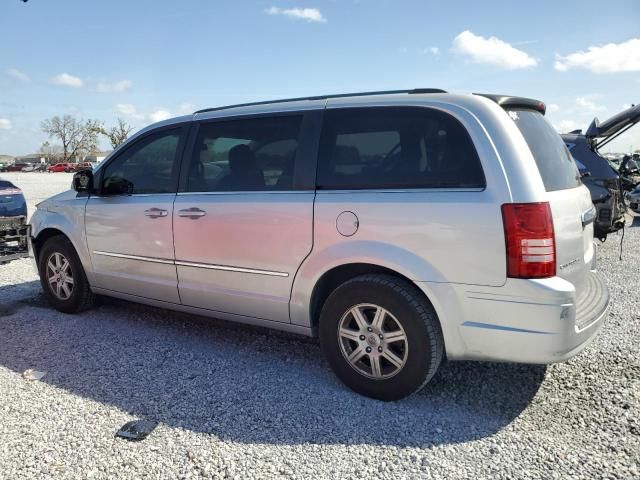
[0,283,546,448]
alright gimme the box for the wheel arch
[293,259,447,349]
[31,213,94,283]
[290,239,448,328]
[308,263,425,331]
[32,227,68,264]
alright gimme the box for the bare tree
[98,118,134,149]
[39,141,64,164]
[41,115,102,162]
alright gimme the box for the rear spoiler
[474,93,546,115]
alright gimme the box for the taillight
[501,202,555,278]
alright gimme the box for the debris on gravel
[0,172,638,479]
[116,420,159,442]
[22,369,47,381]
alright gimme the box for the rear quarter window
[317,107,485,189]
[509,109,581,191]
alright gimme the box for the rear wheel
[319,274,443,401]
[38,235,94,313]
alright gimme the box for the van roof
[193,89,546,116]
[193,88,448,115]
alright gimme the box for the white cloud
[97,79,133,93]
[51,73,84,88]
[148,110,172,123]
[265,6,326,23]
[547,103,560,112]
[576,96,606,112]
[6,68,30,82]
[453,30,538,70]
[116,104,173,123]
[426,47,440,55]
[116,103,145,120]
[0,118,11,129]
[554,120,579,133]
[177,102,195,114]
[555,38,640,73]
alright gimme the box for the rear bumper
[419,267,610,364]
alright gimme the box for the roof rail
[194,88,447,114]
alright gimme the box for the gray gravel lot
[0,172,638,479]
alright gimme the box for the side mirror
[72,169,94,194]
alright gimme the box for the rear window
[0,180,15,189]
[317,107,485,189]
[509,109,581,191]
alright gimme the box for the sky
[0,0,639,156]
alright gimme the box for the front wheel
[38,235,95,314]
[319,274,443,401]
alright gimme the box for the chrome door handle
[144,208,168,218]
[178,207,207,219]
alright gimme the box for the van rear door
[509,108,594,299]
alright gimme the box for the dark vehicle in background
[627,184,640,213]
[1,162,33,172]
[65,162,93,173]
[562,104,640,239]
[617,154,640,189]
[0,178,29,264]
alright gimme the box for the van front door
[85,126,187,303]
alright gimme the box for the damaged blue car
[0,178,29,264]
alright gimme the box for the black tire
[319,274,443,401]
[38,235,95,314]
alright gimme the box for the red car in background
[47,163,70,173]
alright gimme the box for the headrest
[228,144,256,173]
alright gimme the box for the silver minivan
[29,89,610,400]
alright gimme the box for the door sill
[91,287,313,336]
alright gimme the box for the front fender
[30,196,92,282]
[289,240,447,328]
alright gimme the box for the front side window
[317,107,485,189]
[102,129,182,194]
[187,115,303,192]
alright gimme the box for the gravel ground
[0,172,638,479]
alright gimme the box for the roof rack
[194,88,447,114]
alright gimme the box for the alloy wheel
[46,252,74,300]
[337,303,408,379]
